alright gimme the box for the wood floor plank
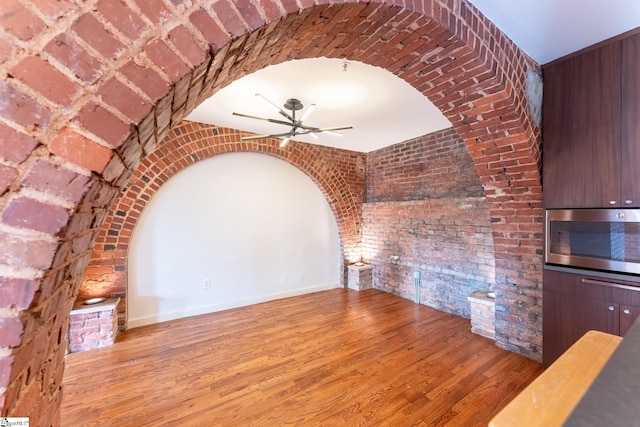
[61,289,542,426]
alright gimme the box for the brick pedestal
[68,298,120,353]
[347,263,373,291]
[467,291,495,340]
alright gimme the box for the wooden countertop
[489,330,622,427]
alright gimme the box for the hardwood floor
[61,289,542,426]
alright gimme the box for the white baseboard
[128,283,339,329]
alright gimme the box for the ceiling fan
[232,94,353,147]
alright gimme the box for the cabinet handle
[624,308,631,315]
[609,305,616,311]
[625,200,633,205]
[609,200,617,205]
[581,278,640,291]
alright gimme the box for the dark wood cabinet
[620,32,640,205]
[543,42,620,208]
[543,29,640,208]
[543,269,640,366]
[542,29,640,367]
[620,304,640,336]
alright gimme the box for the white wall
[128,152,341,328]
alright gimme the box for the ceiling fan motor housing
[284,98,304,111]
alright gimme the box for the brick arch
[81,121,366,329]
[0,0,542,422]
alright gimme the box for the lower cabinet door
[543,289,620,366]
[620,305,640,336]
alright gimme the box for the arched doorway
[127,151,341,327]
[0,1,542,422]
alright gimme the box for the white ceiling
[468,0,640,65]
[186,58,451,153]
[186,2,640,152]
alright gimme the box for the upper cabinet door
[621,32,640,207]
[543,42,622,208]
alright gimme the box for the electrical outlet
[203,279,211,289]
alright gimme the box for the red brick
[11,56,81,106]
[132,0,171,25]
[168,25,208,67]
[44,32,104,84]
[71,12,125,60]
[97,78,153,123]
[118,61,170,102]
[0,33,14,63]
[30,0,75,19]
[0,233,57,270]
[280,0,298,14]
[2,197,69,235]
[0,316,23,347]
[77,102,132,148]
[102,153,126,183]
[0,164,17,195]
[22,160,91,203]
[0,81,51,128]
[257,0,280,20]
[0,278,39,310]
[0,0,45,41]
[233,0,264,31]
[97,0,148,40]
[189,10,230,51]
[212,0,246,37]
[49,128,113,173]
[143,39,191,83]
[11,380,41,420]
[0,123,39,164]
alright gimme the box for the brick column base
[467,291,496,340]
[68,298,120,353]
[347,263,373,291]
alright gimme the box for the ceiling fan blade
[234,96,351,144]
[232,112,293,127]
[255,93,295,122]
[240,134,273,141]
[313,125,354,136]
[232,112,271,121]
[316,125,353,132]
[240,132,293,141]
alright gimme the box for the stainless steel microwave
[545,209,640,275]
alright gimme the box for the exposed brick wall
[81,120,366,330]
[367,128,485,202]
[363,199,495,316]
[0,0,542,423]
[363,131,496,318]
